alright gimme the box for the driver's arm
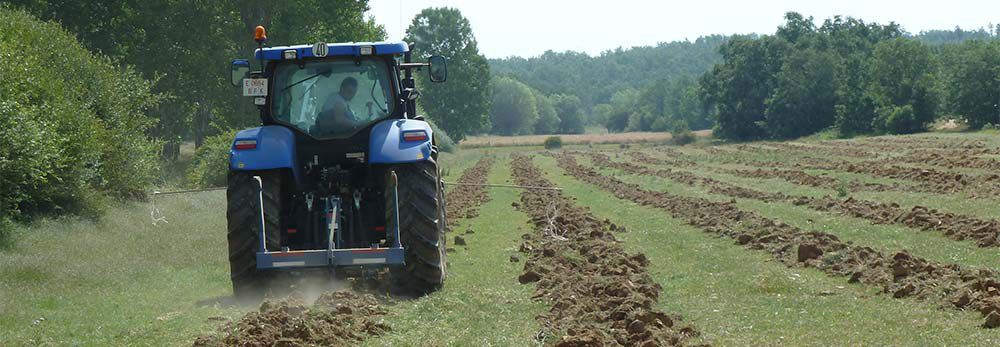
[316,101,348,133]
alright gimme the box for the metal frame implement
[252,174,404,269]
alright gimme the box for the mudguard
[230,126,299,177]
[369,119,434,164]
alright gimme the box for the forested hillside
[490,36,726,133]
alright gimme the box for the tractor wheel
[391,158,447,295]
[226,170,283,300]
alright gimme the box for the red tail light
[402,130,428,142]
[234,139,257,150]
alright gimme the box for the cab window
[271,58,394,138]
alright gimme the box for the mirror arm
[399,62,430,69]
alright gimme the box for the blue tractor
[226,27,449,298]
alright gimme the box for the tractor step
[256,247,405,269]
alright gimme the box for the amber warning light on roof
[254,26,267,43]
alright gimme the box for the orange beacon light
[254,26,267,43]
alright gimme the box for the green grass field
[3,132,1000,346]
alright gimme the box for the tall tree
[488,76,537,135]
[868,38,939,134]
[405,7,491,141]
[552,94,585,134]
[700,35,789,141]
[949,40,1000,129]
[764,48,839,139]
[602,89,640,133]
[532,91,560,134]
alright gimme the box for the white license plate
[242,78,268,96]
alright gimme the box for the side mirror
[231,60,250,87]
[428,56,447,83]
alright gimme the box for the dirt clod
[985,311,1000,328]
[797,244,823,262]
[518,270,542,284]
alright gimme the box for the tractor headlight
[282,49,297,60]
[359,45,374,55]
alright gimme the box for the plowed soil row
[737,139,1000,173]
[809,161,1000,198]
[889,151,1000,171]
[586,153,1000,248]
[193,158,498,347]
[556,153,1000,328]
[627,150,695,167]
[446,156,496,229]
[664,146,1000,198]
[509,154,702,346]
[724,167,892,192]
[768,142,878,159]
[192,291,390,346]
[851,137,991,151]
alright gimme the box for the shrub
[186,131,237,188]
[544,136,563,149]
[427,119,456,153]
[0,8,159,223]
[671,130,697,146]
[836,180,850,198]
[0,216,12,247]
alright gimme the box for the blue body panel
[230,126,298,177]
[369,119,434,164]
[255,42,409,61]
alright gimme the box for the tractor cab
[224,27,450,298]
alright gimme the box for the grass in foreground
[0,192,242,346]
[0,147,524,346]
[535,154,1000,346]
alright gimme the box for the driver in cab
[315,77,373,135]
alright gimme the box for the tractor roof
[255,42,408,60]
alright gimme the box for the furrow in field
[193,157,497,347]
[888,150,1000,171]
[722,166,893,192]
[809,161,1000,198]
[588,152,1000,248]
[732,138,1000,174]
[509,153,703,346]
[445,156,496,230]
[846,136,995,152]
[643,145,1000,198]
[627,149,895,192]
[555,152,1000,329]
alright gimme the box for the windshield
[271,58,394,138]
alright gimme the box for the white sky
[368,0,999,58]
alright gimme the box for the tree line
[489,13,1000,141]
[700,13,1000,141]
[6,0,386,158]
[490,37,725,134]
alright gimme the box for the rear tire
[391,158,447,295]
[226,170,283,300]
